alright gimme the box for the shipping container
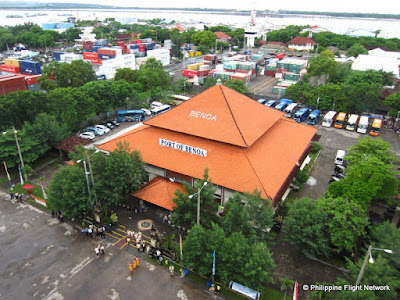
[0,75,27,95]
[98,48,117,56]
[0,65,21,73]
[4,58,21,67]
[19,60,41,75]
[129,44,139,50]
[203,54,217,61]
[94,39,108,46]
[82,41,93,50]
[24,75,41,85]
[264,70,276,77]
[91,46,103,53]
[52,51,65,61]
[197,69,210,77]
[83,52,99,59]
[181,69,198,78]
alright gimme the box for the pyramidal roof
[145,85,283,147]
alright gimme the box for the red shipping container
[97,49,117,56]
[85,58,100,63]
[0,75,27,95]
[1,65,20,73]
[138,44,146,51]
[265,70,276,77]
[181,69,198,78]
[83,52,99,59]
[122,49,130,54]
[197,69,210,77]
[136,39,142,44]
[129,40,136,44]
[224,69,235,73]
[250,68,256,75]
[97,59,104,65]
[25,75,41,85]
[235,69,249,74]
[203,54,216,61]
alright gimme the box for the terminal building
[97,85,317,211]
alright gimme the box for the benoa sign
[189,110,217,121]
[159,138,207,157]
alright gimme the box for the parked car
[107,119,119,127]
[95,124,110,133]
[101,121,114,129]
[86,127,104,136]
[141,108,152,116]
[79,132,95,140]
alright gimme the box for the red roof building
[98,86,317,208]
[214,31,231,42]
[288,37,316,51]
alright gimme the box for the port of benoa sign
[159,138,207,157]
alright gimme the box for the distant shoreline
[1,5,400,20]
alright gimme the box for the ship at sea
[6,15,23,18]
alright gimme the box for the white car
[141,108,151,116]
[95,124,110,133]
[79,132,95,140]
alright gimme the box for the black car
[107,119,120,127]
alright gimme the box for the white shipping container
[215,64,224,70]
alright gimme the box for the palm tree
[280,277,295,300]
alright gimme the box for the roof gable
[214,31,231,39]
[144,85,284,147]
[288,36,316,46]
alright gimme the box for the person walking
[100,245,105,255]
[169,265,174,276]
[94,245,100,257]
[129,262,133,275]
[88,227,93,238]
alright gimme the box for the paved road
[0,190,217,300]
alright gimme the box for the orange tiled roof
[132,176,185,211]
[288,36,316,46]
[145,85,284,148]
[98,115,316,202]
[214,31,231,39]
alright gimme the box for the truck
[369,118,383,136]
[294,107,311,123]
[307,110,321,125]
[357,116,369,133]
[334,112,347,129]
[346,114,359,131]
[322,111,337,127]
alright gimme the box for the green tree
[223,79,250,94]
[220,192,256,240]
[47,165,93,218]
[369,222,400,269]
[192,30,216,49]
[91,141,147,206]
[346,43,368,57]
[317,197,369,253]
[335,256,400,299]
[285,197,331,257]
[0,33,16,51]
[61,27,83,43]
[307,54,337,84]
[114,68,137,83]
[383,91,400,116]
[172,168,218,229]
[171,31,185,58]
[245,189,275,238]
[39,60,97,90]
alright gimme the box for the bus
[346,114,359,131]
[151,104,171,116]
[334,112,347,129]
[284,103,298,115]
[369,118,383,136]
[170,94,191,106]
[257,98,266,104]
[307,110,321,125]
[322,111,337,127]
[265,100,276,107]
[294,107,311,123]
[116,110,145,122]
[357,116,369,133]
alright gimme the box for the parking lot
[248,75,279,99]
[296,124,400,200]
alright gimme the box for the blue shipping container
[92,46,103,53]
[20,60,41,75]
[98,54,116,60]
[52,51,65,61]
[129,44,139,49]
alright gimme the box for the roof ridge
[242,148,271,200]
[220,86,249,148]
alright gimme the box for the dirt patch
[269,232,346,298]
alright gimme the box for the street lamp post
[355,245,393,285]
[3,128,27,181]
[77,150,101,223]
[189,181,208,225]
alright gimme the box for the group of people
[126,230,145,251]
[10,192,23,202]
[51,210,64,222]
[128,256,141,274]
[81,224,106,238]
[94,244,105,257]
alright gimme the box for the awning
[133,176,185,211]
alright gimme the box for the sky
[17,0,400,15]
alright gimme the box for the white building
[351,54,400,79]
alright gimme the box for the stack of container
[135,57,148,66]
[25,75,41,91]
[186,62,204,71]
[98,48,117,60]
[223,61,238,72]
[1,58,21,74]
[20,60,42,75]
[59,53,83,64]
[82,41,93,50]
[203,54,217,64]
[0,75,27,95]
[265,63,277,77]
[212,71,232,81]
[92,46,103,53]
[181,69,198,78]
[147,48,170,66]
[83,52,99,64]
[229,73,250,86]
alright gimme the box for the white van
[322,111,337,127]
[284,103,298,115]
[357,116,369,134]
[335,150,345,165]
